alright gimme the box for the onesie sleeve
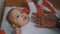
[27,2,37,12]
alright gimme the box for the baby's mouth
[23,17,27,21]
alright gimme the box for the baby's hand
[12,24,21,34]
[15,27,21,34]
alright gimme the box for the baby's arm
[12,24,21,34]
[15,27,21,34]
[26,0,37,12]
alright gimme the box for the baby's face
[8,8,29,27]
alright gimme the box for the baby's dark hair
[6,8,15,25]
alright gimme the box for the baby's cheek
[16,19,23,25]
[13,20,21,26]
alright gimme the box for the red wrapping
[43,0,56,14]
[23,7,30,15]
[35,3,45,16]
[0,30,5,34]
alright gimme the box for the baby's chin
[22,18,29,26]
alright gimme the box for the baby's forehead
[9,8,21,17]
[9,7,25,14]
[12,8,21,12]
[10,8,22,13]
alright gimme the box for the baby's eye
[16,15,19,18]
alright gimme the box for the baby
[6,8,29,34]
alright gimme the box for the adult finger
[32,16,39,23]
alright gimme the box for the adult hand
[32,11,57,28]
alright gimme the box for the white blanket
[1,7,60,34]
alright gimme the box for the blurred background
[0,0,5,19]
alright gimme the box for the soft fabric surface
[1,7,60,34]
